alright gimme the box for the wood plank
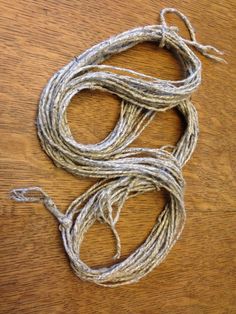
[0,0,235,313]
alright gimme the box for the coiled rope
[11,8,224,287]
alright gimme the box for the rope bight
[11,8,225,286]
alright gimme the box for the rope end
[200,45,227,63]
[10,187,46,203]
[10,187,67,226]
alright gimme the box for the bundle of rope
[11,8,224,286]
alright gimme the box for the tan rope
[11,8,224,287]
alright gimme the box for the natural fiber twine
[11,8,224,287]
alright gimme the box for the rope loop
[160,7,197,42]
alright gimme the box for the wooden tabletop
[1,0,235,313]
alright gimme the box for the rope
[11,8,224,287]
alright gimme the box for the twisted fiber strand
[11,8,224,287]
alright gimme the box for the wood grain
[0,0,235,313]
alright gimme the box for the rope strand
[11,8,224,286]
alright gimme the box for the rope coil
[11,8,224,286]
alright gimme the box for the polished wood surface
[0,0,235,313]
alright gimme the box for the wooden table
[1,1,235,313]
